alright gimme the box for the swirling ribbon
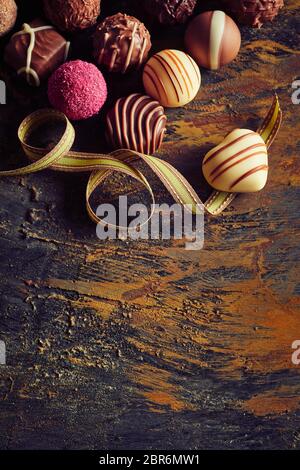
[0,95,282,224]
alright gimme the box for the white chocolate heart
[202,129,268,193]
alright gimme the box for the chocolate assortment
[93,13,152,74]
[4,20,70,87]
[143,49,201,107]
[0,0,17,38]
[143,0,197,25]
[185,11,241,70]
[106,94,167,154]
[0,1,285,209]
[43,0,101,32]
[202,129,269,192]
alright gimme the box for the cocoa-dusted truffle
[93,13,151,74]
[144,0,197,25]
[185,11,241,70]
[222,0,284,28]
[106,94,167,154]
[0,0,17,38]
[4,20,70,87]
[43,0,101,32]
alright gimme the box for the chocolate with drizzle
[93,13,151,74]
[106,93,167,154]
[4,19,69,87]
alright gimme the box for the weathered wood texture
[0,0,300,450]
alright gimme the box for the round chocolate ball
[93,13,151,74]
[106,94,167,154]
[184,11,241,70]
[143,0,197,25]
[48,60,107,121]
[143,49,201,108]
[0,0,17,38]
[222,0,284,28]
[43,0,100,32]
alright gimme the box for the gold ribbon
[0,95,282,224]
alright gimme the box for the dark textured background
[0,0,300,450]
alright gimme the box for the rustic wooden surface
[0,0,300,450]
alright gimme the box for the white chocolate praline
[202,129,268,193]
[143,49,201,108]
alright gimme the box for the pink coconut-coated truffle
[48,60,107,120]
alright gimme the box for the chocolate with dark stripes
[143,49,201,108]
[202,128,269,193]
[106,94,167,154]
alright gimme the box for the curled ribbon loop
[0,95,282,225]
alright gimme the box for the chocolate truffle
[106,94,167,154]
[0,0,17,38]
[202,129,268,193]
[43,0,100,32]
[222,0,284,28]
[143,49,201,108]
[144,0,197,25]
[4,20,70,87]
[48,60,107,120]
[93,13,151,74]
[185,11,241,70]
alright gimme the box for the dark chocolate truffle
[222,0,284,27]
[0,0,17,38]
[93,13,152,74]
[144,0,197,25]
[184,11,241,70]
[4,20,70,87]
[106,94,167,154]
[43,0,100,32]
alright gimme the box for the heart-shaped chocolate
[202,129,268,193]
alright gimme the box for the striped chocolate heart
[202,129,269,193]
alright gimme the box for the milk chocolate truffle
[223,0,284,28]
[202,129,268,193]
[4,20,70,87]
[144,0,197,25]
[43,0,100,32]
[0,0,17,38]
[143,49,201,108]
[185,11,241,70]
[106,94,167,154]
[93,13,151,74]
